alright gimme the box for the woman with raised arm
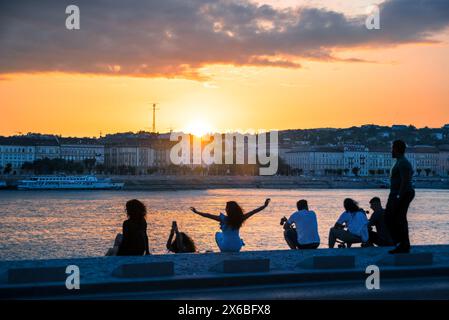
[190,198,271,252]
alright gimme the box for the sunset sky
[1,0,449,137]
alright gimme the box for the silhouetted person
[385,140,415,254]
[117,199,150,256]
[166,221,196,253]
[281,199,320,250]
[190,198,270,252]
[367,197,394,247]
[328,198,369,248]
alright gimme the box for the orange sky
[1,1,449,137]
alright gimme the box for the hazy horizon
[2,122,449,139]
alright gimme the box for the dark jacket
[368,208,393,245]
[117,219,150,256]
[390,155,414,197]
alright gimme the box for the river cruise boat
[17,175,124,190]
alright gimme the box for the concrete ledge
[1,265,448,299]
[1,245,448,299]
[298,255,355,269]
[8,266,67,284]
[210,259,270,273]
[378,253,433,266]
[112,262,174,278]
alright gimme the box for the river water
[0,189,448,260]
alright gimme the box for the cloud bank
[0,0,448,80]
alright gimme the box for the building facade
[0,142,35,170]
[104,140,155,174]
[0,136,59,171]
[408,146,440,176]
[438,145,449,177]
[283,144,447,177]
[366,147,393,176]
[284,146,344,176]
[343,145,369,176]
[59,138,105,164]
[34,138,60,160]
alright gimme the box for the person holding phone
[281,199,320,250]
[166,221,196,253]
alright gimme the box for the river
[0,189,448,260]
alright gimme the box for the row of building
[1,135,449,177]
[282,145,449,177]
[0,135,174,174]
[0,136,104,170]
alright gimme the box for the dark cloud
[0,0,448,80]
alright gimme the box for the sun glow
[183,118,214,137]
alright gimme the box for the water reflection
[0,189,448,260]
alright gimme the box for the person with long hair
[328,198,369,248]
[190,198,271,252]
[116,199,150,256]
[166,221,196,253]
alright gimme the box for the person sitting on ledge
[116,199,150,256]
[328,198,369,248]
[105,233,123,256]
[280,199,320,250]
[166,221,196,253]
[190,198,271,253]
[367,197,394,247]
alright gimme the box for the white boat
[17,175,124,190]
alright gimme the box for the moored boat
[17,175,124,190]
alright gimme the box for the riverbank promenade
[1,245,448,299]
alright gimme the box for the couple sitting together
[282,197,393,250]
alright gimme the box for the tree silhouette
[3,163,12,175]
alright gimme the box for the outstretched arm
[244,198,271,220]
[190,207,221,222]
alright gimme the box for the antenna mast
[151,103,159,133]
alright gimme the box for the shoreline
[2,175,449,191]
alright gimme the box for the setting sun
[183,119,214,137]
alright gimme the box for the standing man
[385,140,415,254]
